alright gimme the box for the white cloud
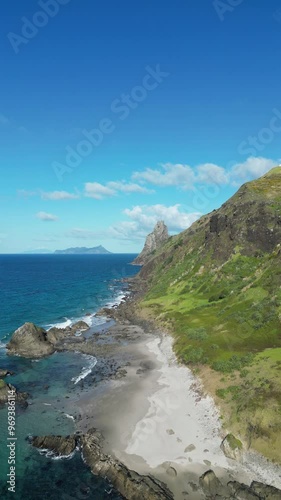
[197,163,229,185]
[123,204,200,233]
[18,189,37,198]
[108,221,144,241]
[132,157,278,190]
[18,189,79,200]
[230,157,277,183]
[36,212,58,222]
[84,180,153,199]
[84,182,116,200]
[107,181,153,194]
[41,191,79,200]
[133,163,195,188]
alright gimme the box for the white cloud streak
[41,191,79,200]
[84,182,116,200]
[36,212,58,221]
[132,157,278,189]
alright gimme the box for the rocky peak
[133,221,169,265]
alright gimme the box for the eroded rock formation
[133,221,169,265]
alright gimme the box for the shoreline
[3,275,281,498]
[66,318,281,498]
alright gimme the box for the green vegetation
[137,167,281,462]
[225,434,243,450]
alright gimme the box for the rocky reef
[30,435,77,457]
[31,429,174,500]
[30,430,281,500]
[6,321,90,358]
[0,380,28,407]
[133,220,169,265]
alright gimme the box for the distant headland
[54,245,112,255]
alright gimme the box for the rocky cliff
[133,221,169,265]
[134,167,281,463]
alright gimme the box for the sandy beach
[60,320,281,499]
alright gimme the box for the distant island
[54,245,112,255]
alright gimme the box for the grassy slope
[137,168,281,462]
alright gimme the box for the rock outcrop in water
[0,380,28,406]
[31,435,77,457]
[6,321,90,358]
[31,429,174,500]
[7,322,55,358]
[46,321,89,345]
[0,369,14,377]
[133,221,169,265]
[31,431,281,500]
[80,428,174,500]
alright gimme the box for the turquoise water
[0,254,139,499]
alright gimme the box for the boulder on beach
[7,322,55,358]
[250,481,281,499]
[220,433,243,461]
[199,470,226,497]
[199,470,281,499]
[31,435,77,457]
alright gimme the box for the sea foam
[71,355,97,385]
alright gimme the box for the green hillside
[137,167,281,462]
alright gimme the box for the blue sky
[1,0,281,253]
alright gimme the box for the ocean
[0,254,139,500]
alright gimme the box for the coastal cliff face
[133,220,169,265]
[136,167,281,463]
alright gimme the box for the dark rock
[114,368,127,379]
[7,322,55,358]
[250,481,281,499]
[228,481,260,499]
[0,369,14,378]
[80,428,174,500]
[31,435,77,457]
[199,470,224,497]
[0,380,28,406]
[47,321,89,345]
